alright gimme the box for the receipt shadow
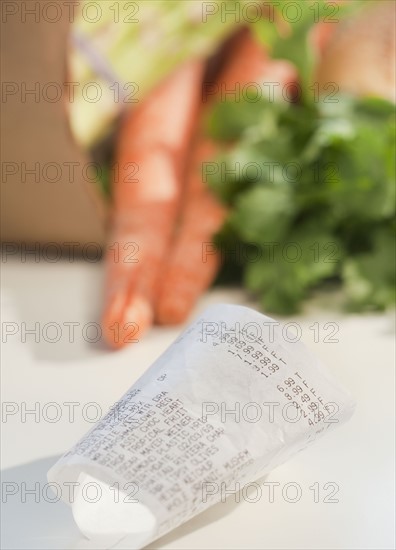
[1,456,80,550]
[149,476,268,549]
[148,498,239,549]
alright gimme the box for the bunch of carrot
[102,28,297,349]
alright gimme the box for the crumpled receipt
[48,304,355,549]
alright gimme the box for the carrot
[102,60,204,349]
[155,28,298,325]
[154,136,226,325]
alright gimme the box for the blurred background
[2,0,395,345]
[1,1,395,549]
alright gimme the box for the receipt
[48,304,355,549]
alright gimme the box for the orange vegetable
[103,28,298,347]
[102,60,204,349]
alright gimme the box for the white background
[1,258,395,549]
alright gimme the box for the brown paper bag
[1,1,107,249]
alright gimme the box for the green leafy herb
[207,95,395,313]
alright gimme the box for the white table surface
[1,257,395,550]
